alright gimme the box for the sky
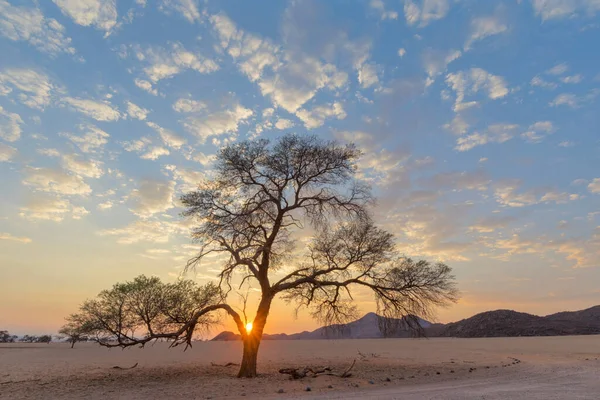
[0,0,599,337]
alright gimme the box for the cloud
[589,178,600,194]
[422,48,461,85]
[404,0,450,27]
[52,0,117,34]
[0,232,31,243]
[560,74,583,84]
[530,75,557,89]
[464,16,508,51]
[468,215,517,233]
[547,63,568,75]
[135,43,219,83]
[126,101,149,120]
[182,103,253,143]
[398,48,406,57]
[494,181,579,207]
[159,0,202,23]
[59,124,109,153]
[97,200,113,210]
[274,118,294,130]
[455,124,519,151]
[61,96,121,121]
[0,0,75,56]
[444,115,469,135]
[296,102,346,129]
[129,180,175,217]
[358,63,380,88]
[134,79,158,96]
[60,154,103,178]
[0,142,17,162]
[446,68,509,111]
[210,13,347,113]
[98,219,182,244]
[549,93,578,108]
[19,195,87,221]
[22,167,92,196]
[424,169,490,191]
[172,98,206,113]
[165,164,205,192]
[531,0,600,20]
[141,146,170,160]
[0,68,55,110]
[370,0,399,20]
[0,106,23,142]
[521,121,555,143]
[146,121,186,149]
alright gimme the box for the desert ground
[1,336,599,399]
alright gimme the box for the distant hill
[211,312,433,341]
[440,306,600,338]
[211,305,600,341]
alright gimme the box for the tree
[0,330,18,343]
[65,134,458,378]
[58,323,88,348]
[36,335,52,344]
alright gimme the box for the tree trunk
[237,295,273,378]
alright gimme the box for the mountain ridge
[210,306,600,340]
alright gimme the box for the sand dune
[1,336,599,399]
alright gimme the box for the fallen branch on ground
[211,362,239,367]
[112,362,138,370]
[279,359,356,380]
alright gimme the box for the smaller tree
[36,335,52,344]
[0,330,18,343]
[20,335,37,343]
[59,323,87,348]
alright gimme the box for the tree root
[112,362,138,370]
[279,359,356,380]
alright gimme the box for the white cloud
[23,167,92,196]
[398,48,406,57]
[0,68,55,110]
[98,219,178,244]
[173,98,206,113]
[404,0,450,27]
[550,93,578,108]
[0,232,31,243]
[422,48,461,85]
[61,154,103,178]
[589,178,600,194]
[358,63,380,88]
[521,121,555,143]
[455,124,518,151]
[494,181,579,208]
[165,164,205,192]
[446,68,509,111]
[0,0,75,56]
[558,140,575,147]
[0,142,17,162]
[159,0,202,23]
[274,118,294,130]
[141,146,170,160]
[464,16,508,51]
[0,106,23,142]
[52,0,117,34]
[136,43,219,83]
[134,78,158,96]
[146,121,186,149]
[296,102,346,129]
[530,75,557,89]
[60,124,109,153]
[182,103,253,143]
[210,13,347,113]
[97,200,113,210]
[547,63,568,75]
[62,97,121,121]
[126,101,149,120]
[444,115,469,135]
[129,179,175,217]
[370,0,399,20]
[19,195,86,222]
[37,148,60,157]
[560,74,583,84]
[531,0,600,20]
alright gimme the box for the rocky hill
[440,306,600,338]
[210,305,600,341]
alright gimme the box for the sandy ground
[1,336,599,399]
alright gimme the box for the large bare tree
[64,134,458,378]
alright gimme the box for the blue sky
[0,0,599,334]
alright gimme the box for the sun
[245,322,253,333]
